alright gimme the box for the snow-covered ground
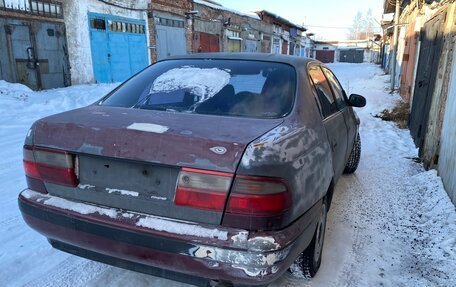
[0,63,455,287]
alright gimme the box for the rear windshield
[100,59,296,119]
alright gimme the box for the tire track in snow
[23,257,109,287]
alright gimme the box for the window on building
[91,18,106,31]
[226,30,241,38]
[105,20,144,34]
[155,16,184,28]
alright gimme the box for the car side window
[308,66,338,118]
[322,67,347,110]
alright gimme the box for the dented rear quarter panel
[237,62,333,225]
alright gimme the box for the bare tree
[348,9,378,40]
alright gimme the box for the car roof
[164,53,321,69]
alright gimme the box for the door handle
[331,141,337,151]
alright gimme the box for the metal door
[89,16,110,83]
[10,25,39,89]
[244,39,257,53]
[399,20,419,102]
[88,13,148,83]
[128,33,149,75]
[35,23,70,89]
[340,50,364,63]
[272,37,280,54]
[155,19,186,61]
[108,32,131,82]
[196,32,219,53]
[316,50,335,63]
[409,13,445,151]
[281,40,288,54]
[438,47,456,204]
[227,39,241,52]
[1,19,69,90]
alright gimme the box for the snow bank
[0,80,33,101]
[401,170,456,283]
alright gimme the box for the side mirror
[348,94,366,108]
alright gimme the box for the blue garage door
[88,13,148,83]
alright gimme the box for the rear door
[309,65,349,179]
[322,66,357,160]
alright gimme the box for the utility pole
[390,0,401,92]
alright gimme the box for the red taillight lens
[226,176,291,216]
[173,167,291,230]
[23,146,79,193]
[174,167,233,211]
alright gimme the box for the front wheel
[289,199,327,278]
[344,132,361,174]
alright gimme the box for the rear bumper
[19,189,318,286]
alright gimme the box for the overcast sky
[215,0,383,40]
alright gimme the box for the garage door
[339,50,364,63]
[88,13,148,83]
[316,50,335,63]
[244,39,257,53]
[155,16,186,61]
[0,19,70,90]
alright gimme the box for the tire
[289,199,327,279]
[344,132,361,174]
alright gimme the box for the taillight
[174,167,291,230]
[174,167,233,211]
[223,175,291,231]
[226,175,291,216]
[23,145,79,193]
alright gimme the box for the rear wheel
[289,199,327,278]
[344,132,361,174]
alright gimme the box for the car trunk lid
[31,105,283,225]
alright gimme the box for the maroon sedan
[19,53,365,286]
